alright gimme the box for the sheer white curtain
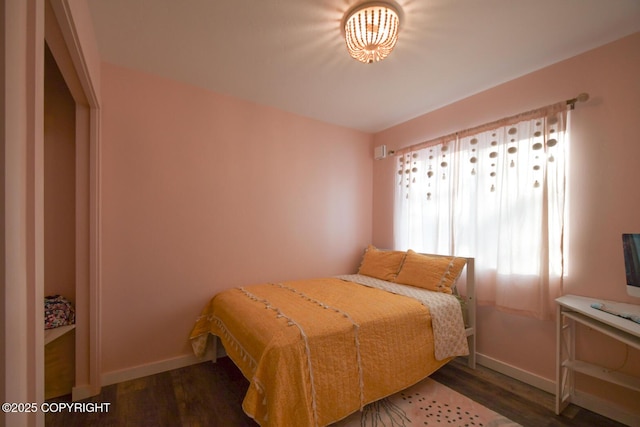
[394,104,569,319]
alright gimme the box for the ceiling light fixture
[343,1,401,64]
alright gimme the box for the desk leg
[556,306,575,414]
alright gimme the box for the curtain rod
[390,92,590,156]
[566,92,590,110]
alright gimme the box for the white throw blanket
[336,274,469,360]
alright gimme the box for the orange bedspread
[190,278,451,427]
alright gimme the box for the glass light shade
[344,2,400,63]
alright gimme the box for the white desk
[555,295,640,415]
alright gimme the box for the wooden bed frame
[460,256,476,369]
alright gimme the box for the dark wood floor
[45,356,624,427]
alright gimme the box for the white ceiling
[86,0,640,133]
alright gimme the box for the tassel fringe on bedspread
[190,276,468,427]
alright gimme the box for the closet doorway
[44,0,101,400]
[43,44,76,399]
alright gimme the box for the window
[394,105,568,319]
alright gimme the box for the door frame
[45,0,102,401]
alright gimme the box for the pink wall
[372,32,640,414]
[100,62,373,373]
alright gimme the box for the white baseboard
[476,353,640,427]
[101,351,214,387]
[572,390,640,427]
[476,353,555,393]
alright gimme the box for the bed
[190,247,476,427]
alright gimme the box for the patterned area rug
[333,376,521,427]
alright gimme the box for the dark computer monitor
[622,233,640,298]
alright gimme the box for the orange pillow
[394,250,466,294]
[357,245,406,281]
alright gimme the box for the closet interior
[43,43,76,400]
